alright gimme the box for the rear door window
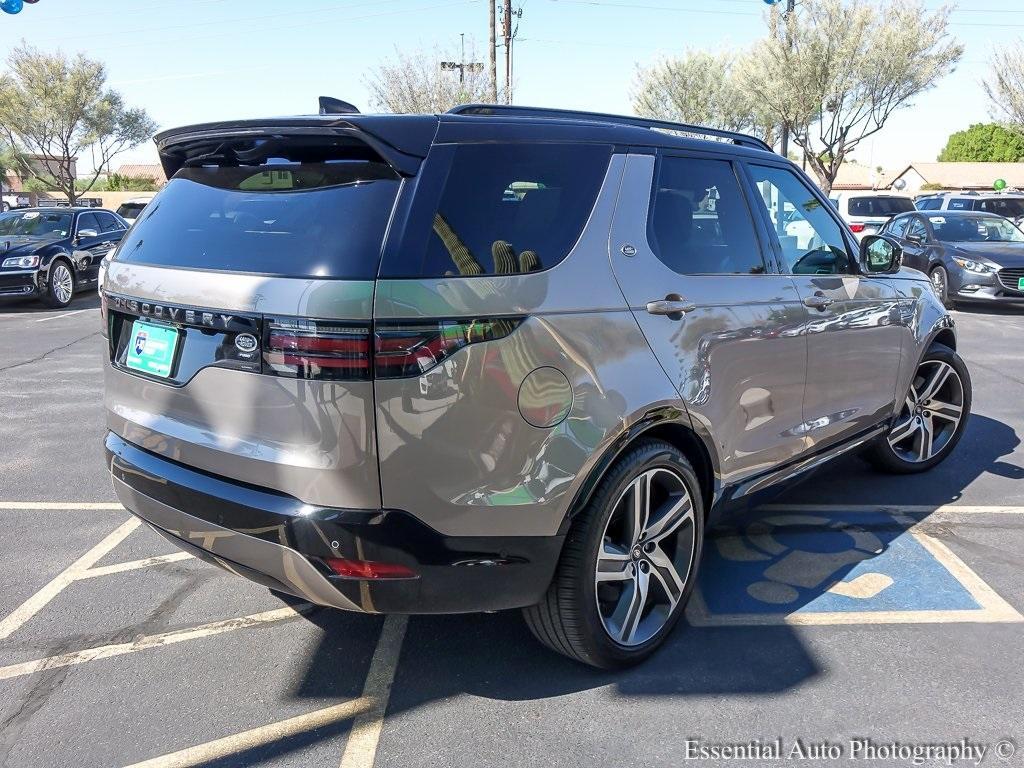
[847,196,915,217]
[947,198,974,211]
[648,156,765,275]
[398,143,611,277]
[112,141,402,279]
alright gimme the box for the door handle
[803,293,834,310]
[646,298,697,316]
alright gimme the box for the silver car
[101,104,971,668]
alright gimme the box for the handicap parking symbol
[686,511,1022,626]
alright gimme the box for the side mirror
[859,234,903,274]
[76,228,98,242]
[905,232,924,244]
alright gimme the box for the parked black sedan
[0,207,128,308]
[880,210,1024,308]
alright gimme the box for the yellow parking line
[0,502,123,510]
[77,552,194,579]
[339,615,409,768]
[122,698,373,768]
[0,518,139,642]
[0,605,312,681]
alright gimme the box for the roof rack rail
[447,104,773,153]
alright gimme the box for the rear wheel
[866,343,970,473]
[523,439,704,668]
[43,260,75,308]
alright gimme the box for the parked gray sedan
[881,210,1024,307]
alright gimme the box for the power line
[35,0,477,54]
[28,0,448,45]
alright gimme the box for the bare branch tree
[736,0,962,194]
[984,40,1024,130]
[365,43,499,114]
[632,50,776,146]
[0,44,156,205]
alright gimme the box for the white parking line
[78,552,194,579]
[339,615,409,768]
[760,504,1024,516]
[35,308,93,323]
[122,698,373,768]
[0,604,313,681]
[0,502,123,510]
[0,517,139,642]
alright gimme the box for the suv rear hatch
[103,117,436,509]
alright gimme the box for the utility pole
[503,0,512,104]
[488,0,497,102]
[779,0,795,160]
[500,1,523,104]
[441,35,483,85]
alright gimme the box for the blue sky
[0,0,1021,172]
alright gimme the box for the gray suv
[102,104,971,668]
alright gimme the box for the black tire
[929,265,953,309]
[865,343,971,474]
[523,439,704,669]
[42,259,75,308]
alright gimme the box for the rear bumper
[105,432,563,614]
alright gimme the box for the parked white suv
[915,192,1024,226]
[828,192,916,240]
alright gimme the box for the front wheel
[43,260,75,308]
[523,439,704,668]
[930,265,953,309]
[866,343,971,473]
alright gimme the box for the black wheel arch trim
[556,406,718,536]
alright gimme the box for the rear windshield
[116,203,148,218]
[113,153,401,278]
[977,198,1024,219]
[847,196,915,217]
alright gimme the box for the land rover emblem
[234,333,259,353]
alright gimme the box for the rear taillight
[849,223,866,233]
[323,557,417,580]
[373,318,522,379]
[264,318,371,381]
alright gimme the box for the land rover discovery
[102,103,971,668]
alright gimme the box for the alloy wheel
[594,467,696,647]
[931,268,947,302]
[887,359,964,463]
[52,264,73,304]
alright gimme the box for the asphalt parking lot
[1,293,1023,768]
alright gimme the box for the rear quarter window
[386,142,612,278]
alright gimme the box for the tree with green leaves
[0,45,156,205]
[984,40,1024,130]
[632,50,776,146]
[938,123,1024,162]
[736,0,962,195]
[365,43,499,114]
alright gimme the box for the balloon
[994,178,1007,191]
[0,0,23,13]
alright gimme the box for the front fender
[892,277,957,416]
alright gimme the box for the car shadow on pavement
[200,412,1020,765]
[770,414,1022,508]
[0,292,99,315]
